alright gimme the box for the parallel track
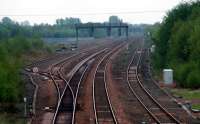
[53,49,107,124]
[126,49,181,124]
[93,43,126,124]
[139,49,189,123]
[26,39,125,124]
[48,46,109,109]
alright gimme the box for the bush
[174,64,189,87]
[186,70,200,89]
[151,1,200,88]
[174,62,199,88]
[0,36,49,103]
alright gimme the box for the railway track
[47,50,92,112]
[28,39,123,123]
[126,49,181,124]
[93,43,126,124]
[25,38,128,124]
[139,49,190,123]
[25,38,193,124]
[37,44,109,101]
[52,49,107,124]
[49,53,82,100]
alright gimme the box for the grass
[171,89,200,111]
[171,89,200,100]
[0,113,25,124]
[192,104,200,110]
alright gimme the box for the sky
[0,0,189,25]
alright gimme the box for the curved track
[93,43,126,124]
[52,49,107,124]
[139,49,190,123]
[126,49,181,124]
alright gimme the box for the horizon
[0,0,189,25]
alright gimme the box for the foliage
[171,89,200,109]
[0,113,25,124]
[0,36,48,103]
[150,1,200,88]
[192,104,200,110]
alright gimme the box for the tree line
[0,17,52,105]
[0,15,146,107]
[0,16,145,39]
[150,1,200,88]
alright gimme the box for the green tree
[151,1,200,88]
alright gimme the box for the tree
[1,17,14,25]
[109,16,122,24]
[151,1,200,88]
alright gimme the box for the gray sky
[0,0,188,24]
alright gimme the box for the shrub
[151,1,200,88]
[186,69,200,89]
[0,36,50,103]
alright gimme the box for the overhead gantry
[75,23,129,40]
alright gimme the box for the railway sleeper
[129,78,137,81]
[96,98,108,104]
[96,106,110,110]
[130,66,137,70]
[59,104,73,112]
[128,73,136,76]
[56,112,72,123]
[96,72,104,77]
[98,118,114,123]
[128,76,137,79]
[97,111,113,119]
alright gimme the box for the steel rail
[52,49,107,124]
[145,49,193,121]
[126,48,181,124]
[126,49,161,123]
[71,65,89,124]
[93,43,125,124]
[137,49,181,123]
[48,47,99,110]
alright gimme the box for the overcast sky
[0,0,189,24]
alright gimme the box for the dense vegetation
[0,37,49,103]
[0,18,51,105]
[150,1,200,88]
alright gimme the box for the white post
[24,97,27,117]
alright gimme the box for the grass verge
[171,89,200,100]
[0,113,25,124]
[192,104,200,110]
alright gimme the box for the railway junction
[25,37,198,124]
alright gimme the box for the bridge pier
[89,27,94,37]
[118,27,121,37]
[107,27,111,37]
[76,28,78,41]
[126,27,128,38]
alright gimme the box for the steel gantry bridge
[75,23,129,40]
